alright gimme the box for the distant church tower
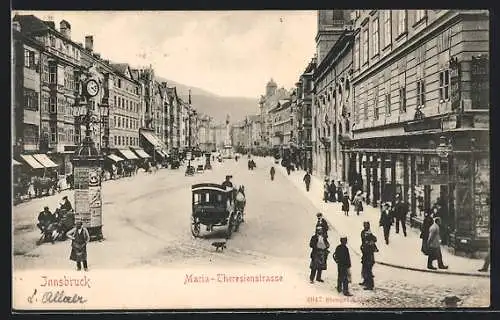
[316,10,352,66]
[266,78,277,97]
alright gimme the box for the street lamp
[72,75,106,241]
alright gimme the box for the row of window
[48,123,78,144]
[113,78,140,95]
[41,61,77,91]
[46,34,80,61]
[113,95,140,113]
[113,135,139,147]
[357,69,450,121]
[113,115,139,130]
[354,10,427,70]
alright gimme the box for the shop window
[399,87,407,113]
[416,80,425,107]
[439,69,450,102]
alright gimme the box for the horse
[33,176,58,197]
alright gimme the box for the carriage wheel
[191,218,201,237]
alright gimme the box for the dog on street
[211,241,227,252]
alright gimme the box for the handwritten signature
[27,289,87,304]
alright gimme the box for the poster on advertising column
[74,189,91,226]
[89,187,102,227]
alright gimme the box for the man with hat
[309,226,330,283]
[60,196,73,212]
[379,202,394,245]
[360,221,377,290]
[427,217,448,270]
[66,221,90,271]
[221,175,233,189]
[393,194,409,237]
[333,236,352,296]
[316,213,329,238]
[323,178,330,203]
[37,206,55,234]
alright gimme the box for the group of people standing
[309,213,382,295]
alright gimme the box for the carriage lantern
[71,73,107,241]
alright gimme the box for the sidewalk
[271,160,489,278]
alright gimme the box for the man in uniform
[221,175,233,189]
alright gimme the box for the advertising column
[73,165,103,238]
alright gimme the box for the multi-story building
[313,10,354,180]
[13,15,86,178]
[258,79,290,149]
[344,10,489,254]
[268,98,293,158]
[242,115,262,152]
[197,114,215,152]
[108,62,142,161]
[12,20,43,161]
[137,67,168,161]
[166,86,181,151]
[296,58,316,171]
[212,123,227,150]
[231,121,246,152]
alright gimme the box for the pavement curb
[268,159,490,278]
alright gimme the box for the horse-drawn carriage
[191,183,245,238]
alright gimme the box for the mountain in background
[156,76,260,124]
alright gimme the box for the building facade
[344,10,490,254]
[313,10,354,181]
[296,58,316,171]
[258,79,290,150]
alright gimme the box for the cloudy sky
[14,11,317,98]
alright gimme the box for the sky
[13,11,317,98]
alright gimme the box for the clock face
[86,79,99,97]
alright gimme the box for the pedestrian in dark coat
[379,202,394,245]
[316,213,329,238]
[303,172,311,192]
[333,236,352,296]
[393,195,409,236]
[66,221,90,271]
[270,166,276,181]
[360,221,377,290]
[336,181,343,203]
[323,178,330,203]
[341,192,350,216]
[420,211,433,255]
[309,226,330,283]
[329,181,337,202]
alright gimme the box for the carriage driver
[221,175,233,189]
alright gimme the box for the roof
[13,15,51,34]
[110,63,129,75]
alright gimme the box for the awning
[107,154,124,162]
[118,149,139,160]
[132,148,151,159]
[32,154,58,168]
[12,159,22,166]
[20,155,44,169]
[141,131,167,150]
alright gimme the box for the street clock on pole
[85,79,100,97]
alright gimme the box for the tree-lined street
[13,158,489,307]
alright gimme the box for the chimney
[59,20,71,39]
[85,35,94,51]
